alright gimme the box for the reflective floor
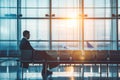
[0,58,120,80]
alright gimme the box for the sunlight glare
[67,19,78,28]
[67,12,78,19]
[65,66,74,72]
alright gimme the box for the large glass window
[0,0,119,50]
[84,0,117,50]
[0,0,17,50]
[21,0,49,17]
[51,0,82,50]
[21,20,49,40]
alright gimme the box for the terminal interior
[0,0,120,80]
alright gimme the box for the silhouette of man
[19,30,58,79]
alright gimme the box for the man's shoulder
[22,38,27,41]
[21,38,28,43]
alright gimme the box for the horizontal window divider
[29,40,119,42]
[0,40,119,42]
[84,17,119,19]
[0,17,118,19]
[0,7,119,8]
[20,17,50,19]
[0,40,17,41]
[19,17,120,19]
[0,17,17,19]
[20,7,50,9]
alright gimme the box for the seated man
[19,30,58,79]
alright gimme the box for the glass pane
[119,42,120,50]
[95,9,105,17]
[84,20,94,40]
[1,8,17,18]
[106,9,111,17]
[0,19,17,40]
[118,20,120,40]
[21,9,49,17]
[94,20,105,40]
[31,42,49,50]
[119,0,120,7]
[21,20,49,40]
[52,9,79,18]
[106,0,111,7]
[0,0,17,7]
[52,42,81,50]
[118,8,120,15]
[96,42,111,50]
[84,9,94,17]
[84,42,95,50]
[84,41,111,50]
[84,9,112,18]
[52,20,81,40]
[84,0,111,18]
[84,0,94,7]
[21,0,49,17]
[0,41,17,50]
[52,0,81,18]
[21,0,49,7]
[0,0,17,51]
[105,20,111,40]
[52,0,80,8]
[0,0,17,17]
[84,18,112,42]
[95,0,105,7]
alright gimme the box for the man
[19,30,34,50]
[19,30,57,79]
[19,30,34,69]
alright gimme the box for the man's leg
[42,63,52,80]
[48,62,59,69]
[34,51,58,79]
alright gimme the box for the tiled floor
[0,58,120,80]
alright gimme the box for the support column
[110,0,118,50]
[17,0,21,79]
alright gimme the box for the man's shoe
[47,70,53,76]
[42,70,53,79]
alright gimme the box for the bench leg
[21,63,23,80]
[17,60,20,80]
[42,62,48,80]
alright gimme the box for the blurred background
[0,0,120,80]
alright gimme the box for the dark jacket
[19,38,34,68]
[19,38,34,50]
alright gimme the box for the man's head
[23,30,30,39]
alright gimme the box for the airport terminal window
[94,0,105,7]
[119,0,120,7]
[0,20,17,40]
[52,0,79,8]
[0,0,119,50]
[0,0,17,7]
[119,6,120,16]
[52,20,80,40]
[52,0,80,18]
[21,0,49,17]
[119,20,120,40]
[51,0,82,50]
[119,0,120,47]
[0,0,17,17]
[0,0,17,50]
[84,0,118,50]
[84,0,111,18]
[21,20,49,40]
[0,1,120,80]
[22,0,49,7]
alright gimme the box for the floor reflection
[0,59,120,80]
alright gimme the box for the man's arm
[20,38,34,50]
